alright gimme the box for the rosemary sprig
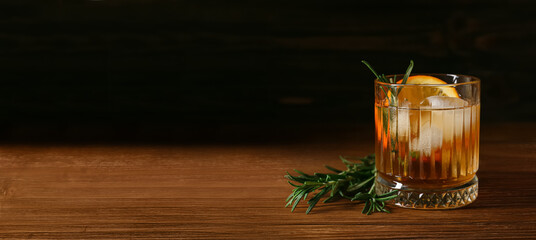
[285,154,398,215]
[362,60,415,152]
[401,60,414,85]
[361,60,415,106]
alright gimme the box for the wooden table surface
[0,123,535,239]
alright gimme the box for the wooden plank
[0,123,534,239]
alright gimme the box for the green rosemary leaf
[286,192,295,202]
[361,60,382,82]
[362,200,371,214]
[339,155,355,167]
[325,165,342,173]
[351,192,373,201]
[306,188,325,204]
[313,173,329,179]
[346,175,374,192]
[303,181,325,186]
[294,169,314,178]
[285,195,295,208]
[306,188,328,214]
[327,174,347,181]
[379,86,389,102]
[331,180,343,197]
[285,171,302,183]
[291,189,307,212]
[366,201,374,215]
[374,204,381,212]
[287,181,301,188]
[286,187,305,208]
[402,60,414,85]
[376,194,398,202]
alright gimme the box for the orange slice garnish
[388,75,459,105]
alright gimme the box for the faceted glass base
[375,176,478,209]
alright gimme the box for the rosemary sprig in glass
[362,60,414,106]
[363,60,414,151]
[285,154,398,215]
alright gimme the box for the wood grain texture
[0,122,535,239]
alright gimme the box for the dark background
[1,0,535,142]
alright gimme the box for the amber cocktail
[374,74,480,209]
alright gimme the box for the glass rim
[374,73,481,87]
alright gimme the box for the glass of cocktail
[374,74,480,209]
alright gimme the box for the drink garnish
[285,154,398,215]
[285,61,421,215]
[362,60,414,106]
[285,61,455,214]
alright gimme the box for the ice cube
[395,99,414,138]
[397,108,410,137]
[396,96,470,156]
[410,111,444,156]
[420,96,468,109]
